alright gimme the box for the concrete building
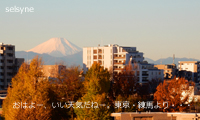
[83,44,163,83]
[178,61,200,82]
[83,44,144,74]
[111,112,200,120]
[0,43,24,90]
[154,64,177,79]
[42,65,66,78]
[134,62,164,83]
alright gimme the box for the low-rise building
[42,65,66,78]
[134,62,164,83]
[111,112,200,120]
[154,64,177,79]
[178,61,200,82]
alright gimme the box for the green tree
[74,62,111,120]
[2,56,52,120]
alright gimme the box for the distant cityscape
[1,38,200,119]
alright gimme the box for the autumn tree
[111,62,137,99]
[110,61,142,112]
[2,56,52,120]
[49,65,83,120]
[136,79,162,100]
[74,62,111,120]
[154,77,194,112]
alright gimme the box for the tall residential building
[178,61,200,82]
[83,44,163,83]
[0,43,24,90]
[83,44,144,74]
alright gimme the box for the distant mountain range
[145,57,200,65]
[15,37,200,67]
[16,51,83,66]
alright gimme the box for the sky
[1,0,200,60]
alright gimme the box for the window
[93,55,97,59]
[134,117,153,120]
[98,55,102,59]
[93,50,97,54]
[98,49,102,53]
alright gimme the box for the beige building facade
[178,61,200,82]
[111,112,200,120]
[154,64,177,79]
[42,65,66,78]
[83,44,144,74]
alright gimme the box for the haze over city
[1,0,200,60]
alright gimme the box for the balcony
[7,76,13,79]
[114,57,126,59]
[98,49,103,54]
[6,56,14,60]
[98,56,103,59]
[0,82,4,86]
[114,62,125,65]
[6,63,14,66]
[7,69,13,73]
[114,68,123,71]
[142,74,148,76]
[6,49,14,53]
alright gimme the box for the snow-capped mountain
[27,38,82,57]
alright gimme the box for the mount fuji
[27,38,82,57]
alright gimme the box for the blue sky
[1,0,200,60]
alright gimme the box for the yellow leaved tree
[2,56,52,120]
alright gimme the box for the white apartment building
[178,61,200,82]
[134,62,164,83]
[83,44,144,73]
[0,43,24,89]
[83,44,163,83]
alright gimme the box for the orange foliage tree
[49,65,83,120]
[154,77,194,112]
[2,56,52,120]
